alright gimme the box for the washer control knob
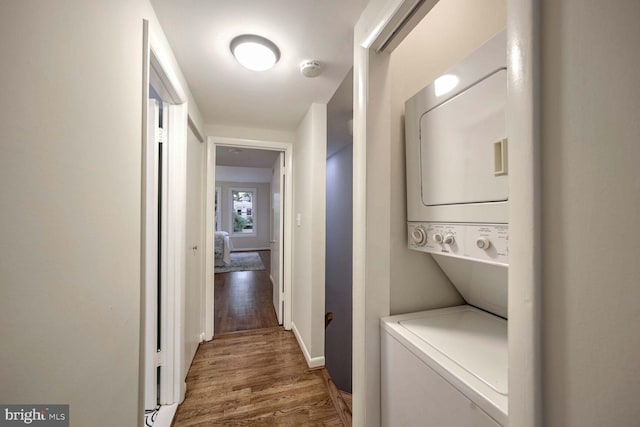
[443,234,455,245]
[476,237,491,250]
[433,233,443,244]
[411,226,427,246]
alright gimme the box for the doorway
[143,86,167,415]
[212,146,283,335]
[352,0,540,425]
[141,20,191,425]
[204,137,294,340]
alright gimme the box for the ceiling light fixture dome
[230,34,280,71]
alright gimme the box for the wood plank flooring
[322,370,352,426]
[214,250,278,335]
[172,327,345,426]
[339,392,352,415]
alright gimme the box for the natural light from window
[232,189,255,234]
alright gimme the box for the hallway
[214,251,278,335]
[172,327,344,425]
[171,251,349,425]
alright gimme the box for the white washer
[381,305,507,426]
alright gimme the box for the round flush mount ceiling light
[230,34,280,71]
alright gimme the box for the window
[231,188,256,235]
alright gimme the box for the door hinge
[155,128,166,144]
[154,350,165,367]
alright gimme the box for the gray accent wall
[325,144,353,392]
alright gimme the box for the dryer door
[419,69,507,207]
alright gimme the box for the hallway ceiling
[216,146,280,168]
[150,0,367,131]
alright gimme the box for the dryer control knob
[443,234,455,245]
[411,227,427,246]
[433,233,443,244]
[476,237,491,250]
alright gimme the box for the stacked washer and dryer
[381,32,509,426]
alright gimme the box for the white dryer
[382,30,509,426]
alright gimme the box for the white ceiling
[150,0,368,130]
[216,146,280,168]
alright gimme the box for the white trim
[507,0,541,425]
[203,139,216,341]
[148,31,187,104]
[140,19,152,413]
[164,101,188,404]
[153,404,178,427]
[351,39,368,427]
[199,135,207,342]
[188,115,205,143]
[291,322,325,369]
[231,247,270,252]
[205,136,294,337]
[141,22,190,413]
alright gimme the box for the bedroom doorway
[213,146,280,335]
[203,138,293,340]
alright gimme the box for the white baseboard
[199,332,206,342]
[291,322,325,368]
[154,404,177,427]
[180,381,187,403]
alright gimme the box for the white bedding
[214,231,232,267]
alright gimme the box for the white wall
[184,127,203,380]
[540,1,640,425]
[205,123,296,143]
[0,1,202,425]
[292,103,327,366]
[217,181,271,250]
[216,166,272,184]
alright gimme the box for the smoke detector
[299,60,322,78]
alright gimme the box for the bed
[215,231,232,267]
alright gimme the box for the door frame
[204,137,294,340]
[352,1,540,426]
[141,19,190,410]
[270,152,285,324]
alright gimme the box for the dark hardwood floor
[172,327,345,426]
[173,250,351,426]
[214,250,278,335]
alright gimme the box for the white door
[271,152,284,324]
[144,98,166,410]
